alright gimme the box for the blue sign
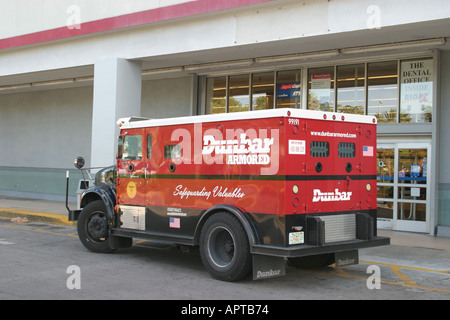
[277,82,300,99]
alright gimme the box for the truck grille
[306,214,357,245]
[319,214,356,243]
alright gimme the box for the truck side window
[310,141,329,157]
[147,134,152,159]
[164,145,181,159]
[338,142,355,158]
[119,135,142,160]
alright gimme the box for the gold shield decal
[126,181,137,199]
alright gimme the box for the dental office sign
[400,59,433,122]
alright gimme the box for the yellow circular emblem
[126,181,137,199]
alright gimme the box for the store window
[206,70,301,114]
[229,74,250,113]
[400,59,433,123]
[204,57,434,122]
[276,70,301,108]
[252,72,274,110]
[307,67,334,111]
[336,64,365,114]
[368,61,398,123]
[377,148,395,220]
[206,77,226,114]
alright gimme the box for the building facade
[1,0,449,236]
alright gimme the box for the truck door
[117,131,147,206]
[304,119,361,214]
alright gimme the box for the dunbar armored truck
[67,108,389,281]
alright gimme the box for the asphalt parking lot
[0,196,449,302]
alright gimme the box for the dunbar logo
[169,125,279,175]
[313,189,352,202]
[202,134,274,165]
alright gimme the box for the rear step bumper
[251,236,390,258]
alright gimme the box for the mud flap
[334,250,359,267]
[252,254,286,280]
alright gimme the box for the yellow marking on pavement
[0,223,77,238]
[310,260,450,294]
[362,260,450,274]
[389,265,417,287]
[0,207,75,226]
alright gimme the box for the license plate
[289,231,304,245]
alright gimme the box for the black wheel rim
[86,211,108,242]
[207,226,235,268]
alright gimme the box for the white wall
[0,76,195,169]
[439,50,450,184]
[0,0,196,39]
[0,86,93,168]
[1,0,449,77]
[141,77,193,118]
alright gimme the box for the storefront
[1,0,449,236]
[199,53,437,234]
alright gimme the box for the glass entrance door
[376,142,430,233]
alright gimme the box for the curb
[0,207,76,226]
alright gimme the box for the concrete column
[90,58,142,169]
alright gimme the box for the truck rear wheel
[199,212,252,281]
[77,200,114,253]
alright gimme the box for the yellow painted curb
[0,207,76,226]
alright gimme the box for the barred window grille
[338,142,355,158]
[310,141,329,157]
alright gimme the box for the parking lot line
[0,222,77,238]
[309,260,450,294]
[362,260,450,274]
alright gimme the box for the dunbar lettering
[312,188,352,202]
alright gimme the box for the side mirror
[74,156,85,169]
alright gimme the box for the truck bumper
[251,236,390,258]
[250,236,389,280]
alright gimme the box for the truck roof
[117,108,377,129]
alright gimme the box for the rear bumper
[251,236,390,258]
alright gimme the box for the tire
[287,253,335,269]
[199,212,252,282]
[77,200,114,253]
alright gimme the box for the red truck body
[70,108,389,281]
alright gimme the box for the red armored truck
[67,108,389,281]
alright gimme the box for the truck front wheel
[77,200,114,253]
[199,212,252,281]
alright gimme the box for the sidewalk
[0,196,77,226]
[1,196,449,251]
